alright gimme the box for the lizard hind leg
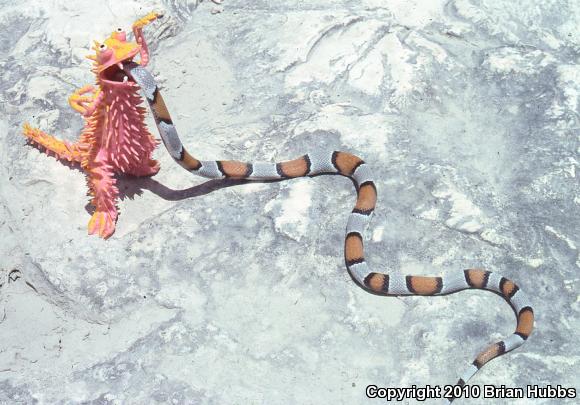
[86,155,119,239]
[22,123,84,163]
[121,131,160,177]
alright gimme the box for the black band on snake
[124,62,534,402]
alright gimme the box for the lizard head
[89,28,140,87]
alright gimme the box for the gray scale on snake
[125,62,534,402]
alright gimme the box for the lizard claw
[133,11,163,30]
[88,211,116,239]
[69,87,101,117]
[76,85,96,95]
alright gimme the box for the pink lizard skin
[22,12,162,238]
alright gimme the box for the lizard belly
[101,87,157,173]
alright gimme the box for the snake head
[89,28,141,87]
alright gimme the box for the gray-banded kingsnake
[124,62,534,402]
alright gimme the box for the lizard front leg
[132,12,162,67]
[86,150,119,238]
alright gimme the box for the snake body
[125,62,534,398]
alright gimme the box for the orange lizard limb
[86,151,118,239]
[68,85,103,116]
[132,11,163,67]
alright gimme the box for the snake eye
[116,27,123,32]
[99,44,107,50]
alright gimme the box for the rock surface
[1,0,578,403]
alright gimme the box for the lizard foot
[145,158,161,175]
[88,211,116,239]
[130,159,161,177]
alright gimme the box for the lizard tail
[23,123,84,163]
